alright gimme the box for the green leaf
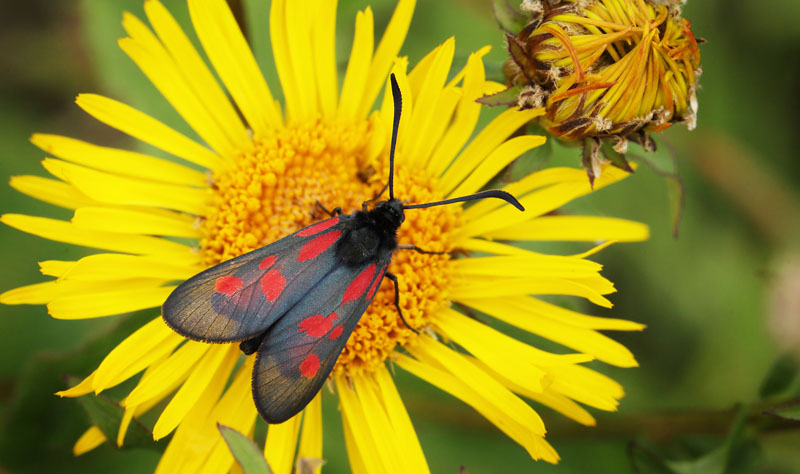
[628,442,675,474]
[476,85,521,107]
[765,402,800,421]
[759,355,798,399]
[218,424,273,474]
[667,406,749,474]
[630,149,685,237]
[74,380,156,450]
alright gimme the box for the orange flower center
[201,118,459,376]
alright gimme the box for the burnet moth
[162,74,525,424]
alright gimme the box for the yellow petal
[397,345,558,463]
[58,253,200,282]
[455,238,537,256]
[281,0,319,121]
[460,296,640,367]
[338,8,374,122]
[373,366,430,473]
[93,317,181,392]
[405,38,455,169]
[427,51,487,177]
[56,371,95,398]
[31,133,207,187]
[486,215,650,242]
[312,0,338,118]
[353,375,407,473]
[117,406,136,447]
[459,166,632,238]
[43,159,208,215]
[153,344,239,440]
[118,25,238,158]
[409,87,461,168]
[296,394,323,474]
[9,175,95,210]
[197,358,258,474]
[1,278,161,305]
[451,275,613,308]
[473,357,596,426]
[155,351,237,474]
[270,0,301,124]
[48,284,175,319]
[439,107,544,194]
[445,45,491,88]
[434,306,592,368]
[453,254,603,279]
[76,93,222,171]
[448,135,547,198]
[342,411,369,474]
[124,341,209,408]
[460,167,586,221]
[264,412,302,474]
[72,206,200,238]
[543,363,624,411]
[188,0,282,133]
[38,260,75,278]
[73,426,107,456]
[144,0,252,149]
[336,374,388,473]
[358,0,416,118]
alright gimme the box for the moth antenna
[388,73,402,200]
[403,189,525,211]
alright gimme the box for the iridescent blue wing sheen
[251,254,392,423]
[162,215,352,342]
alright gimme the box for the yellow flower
[1,0,649,471]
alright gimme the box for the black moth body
[162,74,524,423]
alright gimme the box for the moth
[162,74,524,423]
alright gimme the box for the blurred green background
[1,0,799,472]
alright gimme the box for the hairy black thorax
[336,199,404,267]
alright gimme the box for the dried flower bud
[488,0,701,182]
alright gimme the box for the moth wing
[162,216,352,342]
[252,256,391,424]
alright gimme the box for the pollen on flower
[200,117,460,377]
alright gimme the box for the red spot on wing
[297,217,340,237]
[342,264,377,304]
[215,275,242,296]
[260,268,286,302]
[366,264,388,300]
[298,312,338,338]
[259,255,276,270]
[329,325,344,340]
[299,354,320,378]
[297,230,342,262]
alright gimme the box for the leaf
[759,355,798,399]
[630,149,686,237]
[667,406,748,474]
[628,441,675,474]
[218,424,273,474]
[491,0,528,34]
[74,380,156,450]
[764,402,800,421]
[476,85,521,107]
[628,406,756,474]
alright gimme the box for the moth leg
[384,272,419,335]
[239,332,267,355]
[314,201,342,217]
[396,243,446,255]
